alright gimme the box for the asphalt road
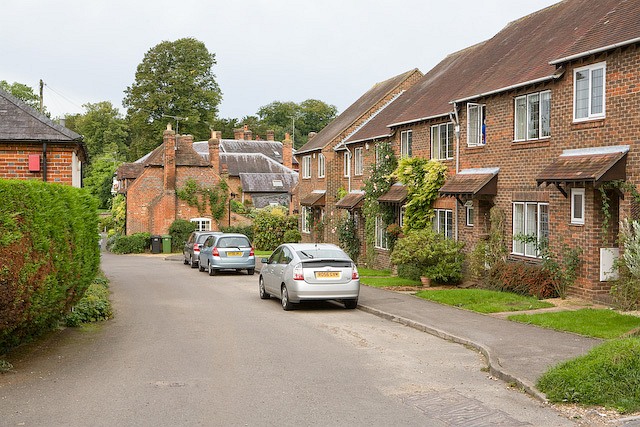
[0,253,576,426]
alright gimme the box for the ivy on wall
[176,178,229,221]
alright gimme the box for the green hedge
[109,232,151,254]
[0,180,100,353]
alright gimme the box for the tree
[0,80,45,114]
[82,154,121,209]
[123,38,222,160]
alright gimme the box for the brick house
[117,126,297,234]
[315,0,640,302]
[0,88,85,187]
[294,68,423,246]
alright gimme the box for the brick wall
[0,142,78,185]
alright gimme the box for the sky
[1,0,560,120]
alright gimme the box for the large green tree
[123,38,222,160]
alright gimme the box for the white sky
[1,0,560,120]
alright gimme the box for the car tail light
[352,264,359,280]
[194,244,200,254]
[212,247,219,257]
[293,263,304,281]
[250,247,254,256]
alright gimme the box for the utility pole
[39,80,44,113]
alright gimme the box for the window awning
[336,191,365,210]
[536,146,628,196]
[300,190,326,206]
[439,168,499,205]
[377,183,407,204]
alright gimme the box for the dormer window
[272,179,283,188]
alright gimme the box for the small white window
[375,216,389,250]
[302,155,311,179]
[354,147,363,175]
[301,206,311,233]
[467,103,486,147]
[571,188,585,225]
[433,209,453,239]
[272,179,283,187]
[343,151,351,177]
[191,218,211,231]
[431,122,454,160]
[515,91,552,141]
[574,62,606,121]
[318,154,325,178]
[465,201,474,226]
[400,130,412,158]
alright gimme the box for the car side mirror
[261,258,269,264]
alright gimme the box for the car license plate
[227,251,242,257]
[315,271,340,279]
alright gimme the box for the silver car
[259,243,360,310]
[198,233,255,276]
[183,231,221,268]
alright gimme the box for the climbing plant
[337,213,360,262]
[599,180,640,244]
[176,178,229,221]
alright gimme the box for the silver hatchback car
[259,243,360,310]
[198,233,256,276]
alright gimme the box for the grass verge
[358,268,391,277]
[360,277,421,287]
[414,288,554,313]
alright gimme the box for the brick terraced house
[0,88,85,187]
[308,0,640,302]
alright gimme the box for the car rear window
[218,237,251,248]
[296,249,350,260]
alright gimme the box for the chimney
[266,130,275,141]
[282,132,293,170]
[208,130,220,175]
[233,128,244,140]
[163,124,176,191]
[215,131,222,141]
[308,132,317,140]
[243,124,252,141]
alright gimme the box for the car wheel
[344,299,358,309]
[208,262,217,276]
[198,261,205,272]
[190,256,198,269]
[281,285,294,311]
[259,277,270,300]
[247,268,255,276]
[183,256,189,265]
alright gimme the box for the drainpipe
[42,141,48,182]
[450,103,461,241]
[345,145,352,193]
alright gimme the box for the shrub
[220,225,255,242]
[483,260,556,299]
[252,206,298,251]
[397,263,422,281]
[391,228,464,284]
[611,219,640,310]
[230,199,247,214]
[337,215,359,262]
[168,219,196,252]
[0,180,100,353]
[110,232,151,254]
[65,277,112,326]
[283,229,301,243]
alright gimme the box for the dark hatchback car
[183,231,221,268]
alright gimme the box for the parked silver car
[183,231,221,268]
[198,233,255,276]
[259,243,360,310]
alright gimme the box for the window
[72,151,82,188]
[301,206,311,233]
[571,188,585,225]
[343,151,351,177]
[318,154,325,178]
[467,103,486,146]
[514,91,551,141]
[191,218,211,231]
[375,216,389,250]
[465,201,474,226]
[431,123,454,160]
[512,202,549,258]
[574,62,606,121]
[400,130,412,158]
[354,147,363,175]
[433,209,453,239]
[302,155,311,179]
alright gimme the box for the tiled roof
[536,146,628,185]
[239,173,298,193]
[222,153,293,177]
[144,138,210,167]
[300,190,326,206]
[251,193,291,209]
[378,183,407,203]
[116,163,145,180]
[439,168,499,197]
[296,68,421,155]
[335,191,365,209]
[0,87,81,142]
[389,0,637,126]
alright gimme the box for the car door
[271,246,292,293]
[262,247,282,293]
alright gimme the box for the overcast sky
[2,0,560,120]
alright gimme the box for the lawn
[360,277,421,287]
[414,288,554,313]
[358,268,391,277]
[508,308,640,339]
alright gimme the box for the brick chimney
[308,132,317,140]
[266,130,275,141]
[233,128,244,140]
[208,130,220,175]
[243,124,252,141]
[163,124,176,191]
[282,132,293,170]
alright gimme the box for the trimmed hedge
[109,232,151,254]
[0,180,100,353]
[483,260,557,299]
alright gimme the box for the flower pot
[420,276,431,286]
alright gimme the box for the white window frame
[343,151,351,177]
[302,155,311,179]
[317,153,325,178]
[433,209,453,239]
[191,217,211,231]
[374,216,389,250]
[301,206,311,234]
[571,188,585,225]
[354,147,363,176]
[465,201,474,227]
[467,103,486,147]
[72,151,82,188]
[400,130,412,158]
[514,90,551,141]
[431,122,454,160]
[573,62,606,122]
[512,202,549,258]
